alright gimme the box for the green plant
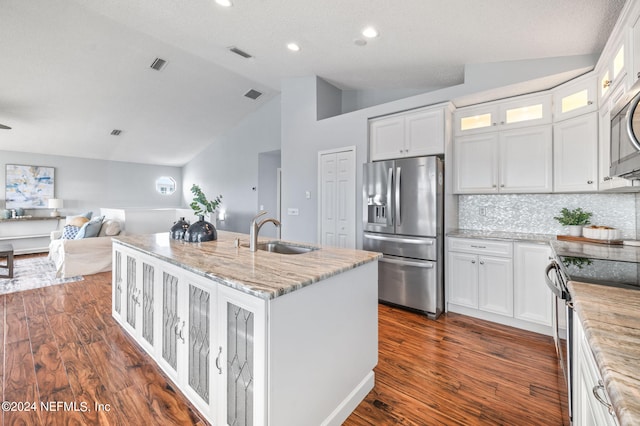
[553,207,592,226]
[189,184,223,216]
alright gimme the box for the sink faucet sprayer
[250,210,281,252]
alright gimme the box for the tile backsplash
[459,194,637,239]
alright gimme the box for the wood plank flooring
[2,255,568,425]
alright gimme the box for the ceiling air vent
[110,129,122,136]
[228,46,253,59]
[150,57,168,71]
[244,89,263,100]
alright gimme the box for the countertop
[569,281,640,426]
[447,229,555,244]
[113,231,381,300]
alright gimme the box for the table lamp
[48,198,63,217]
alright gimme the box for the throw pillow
[75,215,104,239]
[98,220,121,237]
[68,216,90,228]
[65,211,93,225]
[61,225,81,240]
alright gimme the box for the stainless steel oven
[611,78,640,179]
[545,259,573,422]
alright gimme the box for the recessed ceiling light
[287,43,301,52]
[215,0,232,7]
[362,26,379,38]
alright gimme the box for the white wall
[257,150,281,238]
[0,150,183,217]
[280,56,597,246]
[182,95,281,234]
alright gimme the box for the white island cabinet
[112,231,380,426]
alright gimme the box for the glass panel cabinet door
[226,302,255,426]
[162,272,180,370]
[188,284,211,403]
[142,263,155,346]
[113,250,123,315]
[126,256,137,328]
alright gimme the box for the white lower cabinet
[112,245,264,425]
[447,237,552,335]
[447,238,513,316]
[513,243,553,326]
[573,313,619,426]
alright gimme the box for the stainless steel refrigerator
[362,156,443,318]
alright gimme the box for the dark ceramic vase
[184,215,217,242]
[170,217,190,240]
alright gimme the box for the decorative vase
[169,217,190,240]
[184,215,217,242]
[568,225,583,237]
[15,207,24,217]
[1,209,10,219]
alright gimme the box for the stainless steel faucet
[250,210,281,251]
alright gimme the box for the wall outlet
[479,207,487,216]
[287,208,299,216]
[305,191,311,199]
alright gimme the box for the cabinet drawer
[448,237,513,257]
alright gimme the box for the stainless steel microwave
[611,79,640,179]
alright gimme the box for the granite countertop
[113,231,381,300]
[551,239,640,263]
[569,281,640,426]
[447,229,555,244]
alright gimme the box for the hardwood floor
[2,255,568,425]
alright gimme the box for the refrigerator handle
[387,167,394,227]
[395,166,401,226]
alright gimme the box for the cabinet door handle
[175,320,185,344]
[587,180,594,184]
[216,346,223,375]
[592,380,614,415]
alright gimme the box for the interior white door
[319,148,356,248]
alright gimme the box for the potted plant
[184,184,223,242]
[554,207,592,237]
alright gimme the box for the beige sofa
[48,218,123,278]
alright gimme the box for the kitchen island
[111,231,381,426]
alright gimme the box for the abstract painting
[5,164,55,209]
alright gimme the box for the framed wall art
[5,164,55,209]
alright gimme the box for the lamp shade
[48,198,63,209]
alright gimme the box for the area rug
[0,256,83,295]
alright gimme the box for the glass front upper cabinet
[455,94,552,135]
[600,43,627,101]
[553,75,597,122]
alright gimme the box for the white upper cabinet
[454,94,552,136]
[454,125,552,194]
[369,104,447,161]
[553,75,598,122]
[598,85,634,190]
[599,40,628,103]
[553,112,599,192]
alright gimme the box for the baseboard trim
[322,371,374,426]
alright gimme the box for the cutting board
[556,235,623,245]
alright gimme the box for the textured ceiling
[0,0,626,166]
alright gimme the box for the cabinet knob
[500,184,505,187]
[587,101,593,105]
[500,121,505,125]
[492,184,497,188]
[603,80,612,89]
[492,122,497,126]
[471,260,476,264]
[603,176,612,181]
[479,261,485,265]
[587,180,594,184]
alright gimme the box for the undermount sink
[257,241,319,255]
